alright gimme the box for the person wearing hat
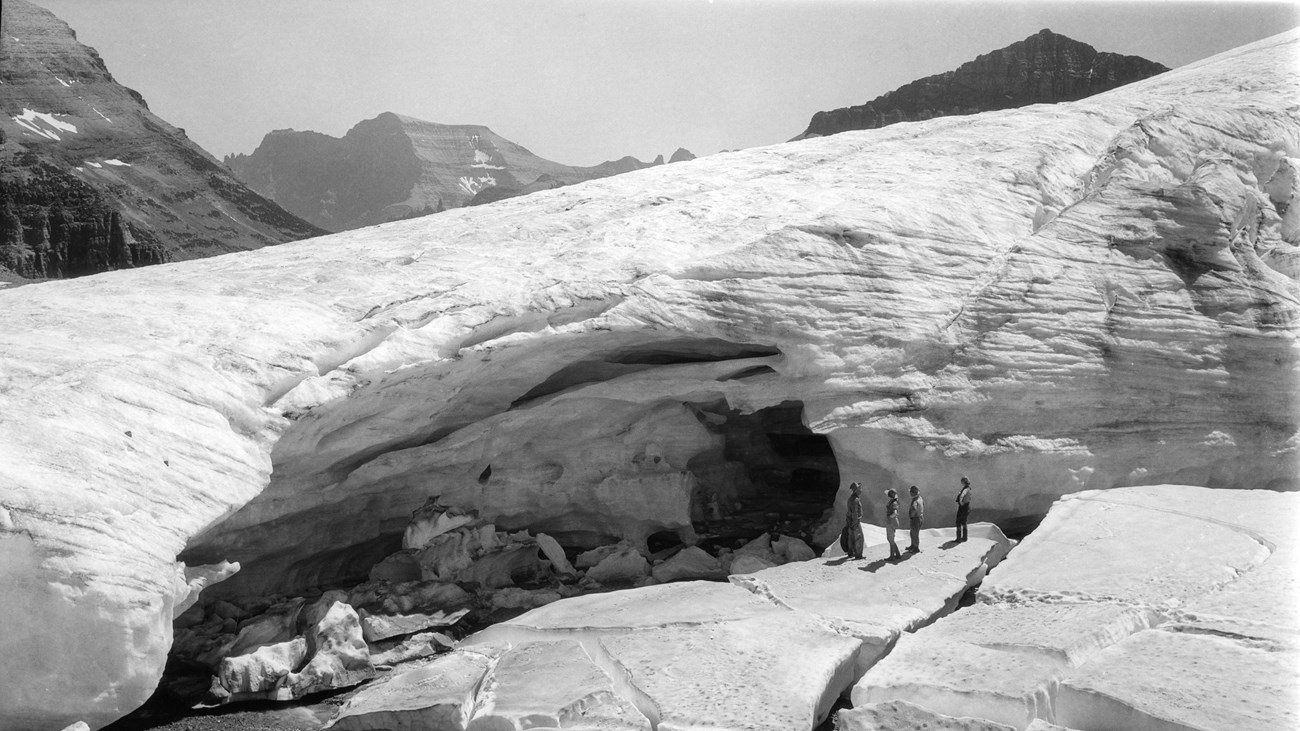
[839,481,865,560]
[955,476,973,543]
[884,488,902,560]
[907,485,924,553]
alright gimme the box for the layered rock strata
[0,0,322,279]
[0,31,1296,729]
[225,113,694,231]
[851,485,1300,730]
[795,29,1168,139]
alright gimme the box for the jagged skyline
[36,0,1299,166]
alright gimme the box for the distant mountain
[795,29,1168,139]
[225,113,695,232]
[0,0,323,280]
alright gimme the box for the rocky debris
[347,580,474,618]
[852,486,1300,730]
[795,29,1168,139]
[0,0,322,280]
[3,31,1297,729]
[224,112,696,231]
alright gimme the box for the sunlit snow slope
[0,30,1297,730]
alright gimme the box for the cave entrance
[685,400,840,552]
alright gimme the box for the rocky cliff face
[225,113,694,231]
[797,29,1169,139]
[0,29,1296,730]
[0,0,323,280]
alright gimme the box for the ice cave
[176,334,853,599]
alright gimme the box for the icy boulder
[208,600,373,704]
[651,545,725,582]
[582,543,651,584]
[209,638,308,703]
[838,700,1017,731]
[467,640,651,730]
[327,645,506,730]
[852,485,1300,730]
[403,500,480,550]
[2,30,1298,730]
[466,582,859,730]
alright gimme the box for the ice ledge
[851,485,1300,730]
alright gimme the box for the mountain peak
[795,31,1167,140]
[227,112,677,231]
[0,0,322,279]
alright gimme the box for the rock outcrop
[0,30,1296,729]
[0,0,323,279]
[224,112,696,231]
[795,29,1168,140]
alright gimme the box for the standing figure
[884,488,902,559]
[840,482,865,560]
[907,485,924,553]
[955,476,972,543]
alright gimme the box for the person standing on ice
[840,482,865,560]
[884,488,902,560]
[907,485,924,553]
[955,476,973,543]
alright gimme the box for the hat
[909,485,919,493]
[886,488,897,497]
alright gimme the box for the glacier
[0,29,1296,730]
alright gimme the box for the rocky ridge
[0,0,323,279]
[224,113,695,232]
[0,29,1296,730]
[795,29,1168,140]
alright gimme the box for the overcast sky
[39,0,1300,166]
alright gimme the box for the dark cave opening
[685,399,840,552]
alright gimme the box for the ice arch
[181,334,849,597]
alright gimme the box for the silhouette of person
[907,485,924,553]
[840,482,865,560]
[955,476,972,543]
[884,488,902,560]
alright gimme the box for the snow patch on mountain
[12,108,77,140]
[458,174,496,195]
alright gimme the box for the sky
[38,0,1300,167]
